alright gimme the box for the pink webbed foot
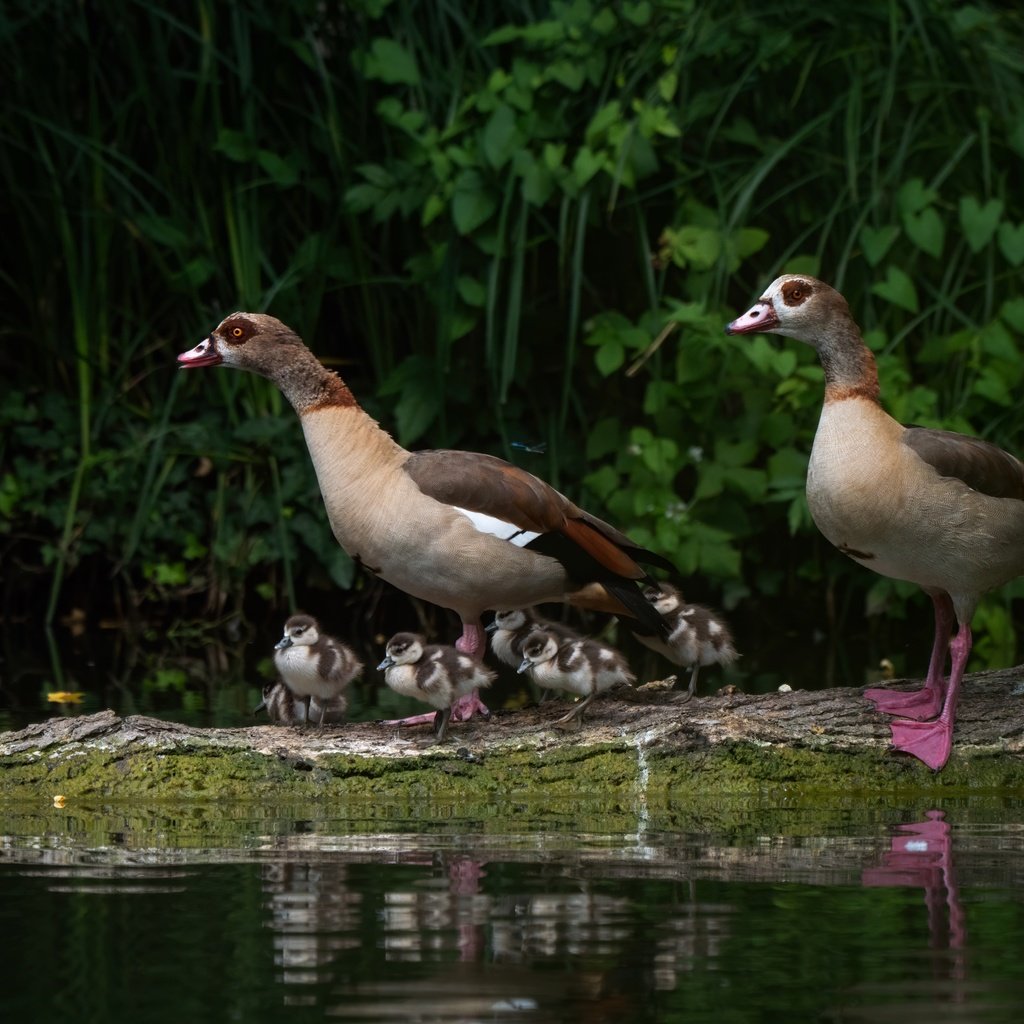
[888,717,954,772]
[379,690,490,729]
[864,685,943,720]
[448,689,491,722]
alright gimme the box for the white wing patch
[453,507,540,547]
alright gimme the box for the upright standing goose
[179,313,676,722]
[726,274,1024,770]
[273,613,363,727]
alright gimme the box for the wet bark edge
[3,667,1024,797]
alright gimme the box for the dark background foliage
[3,0,1024,690]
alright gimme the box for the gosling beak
[275,636,293,650]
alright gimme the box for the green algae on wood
[2,666,1023,805]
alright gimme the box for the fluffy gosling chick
[632,583,738,701]
[273,614,363,727]
[254,681,348,726]
[377,632,496,741]
[486,608,582,668]
[517,628,635,729]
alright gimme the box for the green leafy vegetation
[2,0,1023,682]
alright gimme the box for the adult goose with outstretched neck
[178,313,677,724]
[726,274,1024,771]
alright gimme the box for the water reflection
[3,805,1024,1023]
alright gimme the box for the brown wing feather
[404,450,568,532]
[904,428,1024,500]
[560,517,646,579]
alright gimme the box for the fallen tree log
[2,668,1023,803]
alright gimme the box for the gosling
[377,632,495,741]
[517,628,635,728]
[254,680,348,726]
[273,613,363,727]
[486,608,582,670]
[632,583,738,701]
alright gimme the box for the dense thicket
[3,0,1024,675]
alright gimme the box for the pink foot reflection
[862,810,966,963]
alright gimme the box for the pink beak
[177,337,222,368]
[724,300,779,335]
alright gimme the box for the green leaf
[595,341,625,376]
[451,171,497,234]
[872,266,919,313]
[859,225,899,266]
[979,320,1016,360]
[134,214,190,249]
[521,160,555,206]
[735,227,769,258]
[572,146,604,187]
[585,418,622,460]
[767,447,809,492]
[903,206,944,258]
[257,149,299,187]
[959,196,1003,252]
[456,276,486,307]
[482,103,520,169]
[362,37,420,85]
[999,296,1024,332]
[548,60,585,91]
[394,380,441,444]
[997,222,1024,265]
[214,128,256,162]
[896,178,937,215]
[973,366,1012,406]
[592,7,617,34]
[585,102,622,142]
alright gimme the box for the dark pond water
[3,799,1024,1023]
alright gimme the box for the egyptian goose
[726,274,1024,770]
[486,608,582,670]
[178,313,675,723]
[254,680,348,726]
[273,614,362,727]
[631,583,738,700]
[376,632,496,741]
[517,628,635,728]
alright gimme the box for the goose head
[725,275,851,346]
[178,312,304,376]
[275,613,320,651]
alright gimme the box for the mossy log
[2,668,1024,805]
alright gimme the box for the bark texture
[2,668,1023,800]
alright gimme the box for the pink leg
[450,622,491,721]
[381,622,491,728]
[865,592,952,719]
[889,623,971,771]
